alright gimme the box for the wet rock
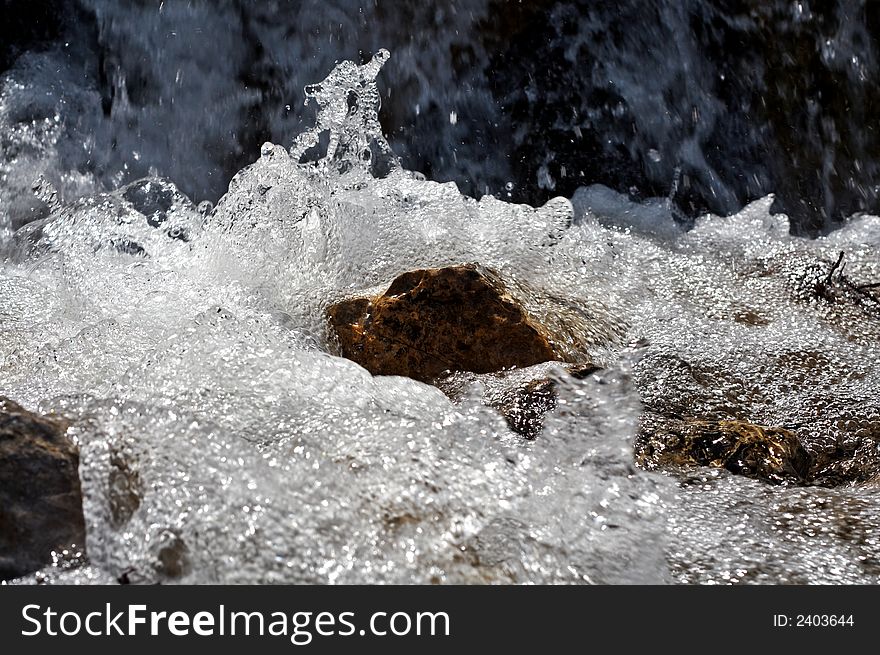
[499,378,558,439]
[107,447,142,528]
[438,362,597,439]
[153,529,190,580]
[327,264,574,384]
[810,428,880,487]
[0,397,85,580]
[635,346,880,486]
[113,529,190,584]
[637,415,813,485]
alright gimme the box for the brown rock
[438,362,597,439]
[0,397,85,580]
[636,415,813,485]
[327,264,568,383]
[108,447,142,528]
[154,529,190,580]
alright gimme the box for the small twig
[856,282,880,291]
[825,251,845,285]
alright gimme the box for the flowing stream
[1,2,879,584]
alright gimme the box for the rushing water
[4,1,880,235]
[1,45,879,584]
[2,3,880,585]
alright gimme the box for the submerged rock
[0,397,85,580]
[107,447,142,528]
[637,416,813,485]
[327,264,576,383]
[438,362,597,439]
[810,425,880,487]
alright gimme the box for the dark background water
[3,0,880,235]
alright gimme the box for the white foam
[3,53,879,585]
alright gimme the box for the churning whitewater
[1,50,879,584]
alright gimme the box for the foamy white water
[2,51,879,584]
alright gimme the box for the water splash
[3,48,880,586]
[31,174,62,214]
[291,49,398,178]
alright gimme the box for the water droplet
[31,174,62,212]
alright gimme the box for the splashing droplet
[290,49,397,178]
[31,174,62,213]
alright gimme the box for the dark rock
[438,362,597,439]
[635,346,880,486]
[108,447,141,528]
[153,529,190,580]
[0,397,85,580]
[111,529,190,584]
[327,264,574,384]
[810,427,880,487]
[500,377,558,439]
[637,416,814,485]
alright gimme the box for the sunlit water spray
[1,51,879,584]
